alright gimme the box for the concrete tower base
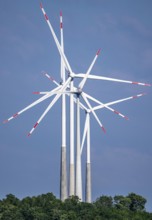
[85,162,91,203]
[60,146,67,201]
[69,163,75,196]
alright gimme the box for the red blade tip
[40,3,43,9]
[142,93,147,96]
[124,116,129,120]
[3,120,8,124]
[33,92,40,94]
[101,126,106,133]
[96,48,101,55]
[60,11,62,16]
[145,83,151,86]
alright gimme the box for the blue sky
[0,0,152,211]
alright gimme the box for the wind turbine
[80,92,146,203]
[3,3,151,203]
[41,11,68,200]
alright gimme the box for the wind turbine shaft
[60,10,68,201]
[75,95,82,200]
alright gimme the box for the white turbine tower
[81,110,91,202]
[3,3,151,204]
[60,11,67,201]
[69,76,75,197]
[40,3,76,200]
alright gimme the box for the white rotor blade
[81,92,106,133]
[40,3,72,74]
[80,112,89,154]
[28,93,62,136]
[33,91,50,95]
[74,73,151,87]
[33,90,74,95]
[92,93,146,111]
[78,49,101,90]
[84,92,128,120]
[3,86,62,124]
[42,71,59,86]
[28,77,72,136]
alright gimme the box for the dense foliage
[0,192,151,220]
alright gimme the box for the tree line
[0,192,152,220]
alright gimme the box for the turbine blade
[33,91,50,95]
[3,86,61,124]
[40,3,72,74]
[75,74,151,86]
[78,49,101,90]
[81,92,106,133]
[42,71,60,86]
[92,93,146,111]
[28,93,62,136]
[33,91,73,95]
[84,92,129,120]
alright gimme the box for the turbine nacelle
[77,87,83,95]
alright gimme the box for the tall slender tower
[75,94,83,200]
[69,79,75,196]
[60,11,67,201]
[85,112,91,203]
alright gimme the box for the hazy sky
[0,0,152,211]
